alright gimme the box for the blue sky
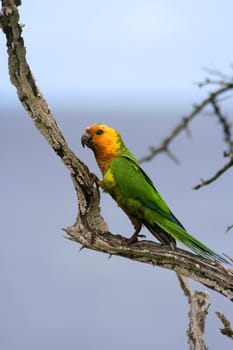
[1,1,233,349]
[1,0,233,103]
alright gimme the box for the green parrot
[81,123,228,263]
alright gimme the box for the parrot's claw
[126,232,146,244]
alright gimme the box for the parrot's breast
[101,167,115,191]
[100,167,128,209]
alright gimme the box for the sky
[1,0,233,104]
[1,1,233,349]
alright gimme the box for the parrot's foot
[126,232,146,244]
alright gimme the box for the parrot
[81,123,228,264]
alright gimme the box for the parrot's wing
[110,155,229,264]
[110,155,184,228]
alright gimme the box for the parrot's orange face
[81,124,120,156]
[81,124,122,173]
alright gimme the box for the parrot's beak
[81,133,93,149]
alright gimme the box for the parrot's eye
[96,129,104,135]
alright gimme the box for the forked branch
[178,275,208,350]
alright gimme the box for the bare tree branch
[192,91,233,189]
[216,312,233,340]
[193,156,233,190]
[139,71,233,192]
[139,113,197,164]
[139,80,233,164]
[178,275,208,350]
[1,0,233,304]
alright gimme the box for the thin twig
[193,157,233,190]
[226,224,233,233]
[216,311,233,340]
[211,99,233,152]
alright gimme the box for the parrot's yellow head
[81,124,126,173]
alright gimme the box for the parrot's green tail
[177,230,228,264]
[148,220,229,264]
